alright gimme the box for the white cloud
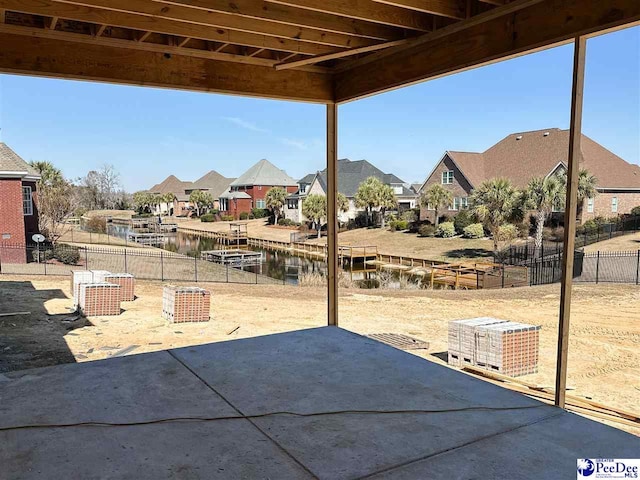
[221,116,268,133]
[280,137,308,150]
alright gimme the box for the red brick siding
[0,178,28,263]
[419,156,473,222]
[22,180,39,238]
[222,185,297,218]
[581,192,640,222]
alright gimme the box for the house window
[461,197,468,209]
[452,198,459,210]
[258,186,262,191]
[611,197,618,213]
[441,171,454,185]
[393,185,403,195]
[587,197,594,213]
[287,199,298,209]
[300,185,307,194]
[256,199,266,209]
[22,186,33,216]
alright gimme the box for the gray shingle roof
[298,173,316,184]
[310,159,410,198]
[189,170,236,198]
[0,143,40,178]
[230,159,297,187]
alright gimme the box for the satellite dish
[32,234,45,243]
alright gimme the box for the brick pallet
[71,270,112,306]
[104,274,135,301]
[162,285,210,323]
[78,283,121,317]
[448,318,540,377]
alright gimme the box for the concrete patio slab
[1,327,637,480]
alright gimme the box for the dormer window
[441,171,454,185]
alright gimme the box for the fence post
[161,250,164,281]
[636,250,639,285]
[124,249,128,273]
[595,251,600,284]
[85,247,89,270]
[501,264,505,288]
[194,255,198,282]
[226,263,229,283]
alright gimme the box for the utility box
[162,286,210,323]
[448,318,540,377]
[78,283,121,317]
[71,270,112,306]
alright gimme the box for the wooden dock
[127,232,166,245]
[201,249,262,267]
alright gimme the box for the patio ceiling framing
[0,0,638,409]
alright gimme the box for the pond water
[106,225,410,287]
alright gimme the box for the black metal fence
[498,215,640,264]
[0,243,291,285]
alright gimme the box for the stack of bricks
[448,317,540,377]
[104,273,135,301]
[162,285,210,323]
[71,270,112,307]
[78,283,122,316]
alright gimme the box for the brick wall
[419,155,473,222]
[581,191,640,222]
[0,178,27,263]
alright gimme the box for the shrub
[418,224,436,237]
[578,219,599,235]
[54,244,80,265]
[542,226,555,241]
[85,216,106,233]
[436,221,456,238]
[453,210,475,234]
[631,206,640,216]
[277,218,296,227]
[32,248,53,263]
[221,215,235,221]
[516,222,531,239]
[401,210,417,223]
[389,220,409,232]
[251,208,269,219]
[200,213,216,222]
[463,223,484,239]
[494,224,519,243]
[552,226,564,241]
[239,212,249,220]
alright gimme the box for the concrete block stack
[448,317,540,377]
[162,285,211,323]
[78,283,122,316]
[104,273,135,301]
[71,270,112,306]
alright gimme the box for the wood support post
[555,36,586,409]
[327,103,338,327]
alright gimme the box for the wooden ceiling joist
[334,0,640,102]
[0,31,333,101]
[51,0,379,49]
[266,0,435,31]
[370,0,465,19]
[156,0,404,41]
[0,0,344,55]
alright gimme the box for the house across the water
[417,128,640,224]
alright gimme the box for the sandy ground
[584,232,640,252]
[0,275,637,435]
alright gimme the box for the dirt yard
[584,232,640,252]
[0,275,637,434]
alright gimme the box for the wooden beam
[276,37,409,70]
[371,0,466,20]
[177,36,190,47]
[50,0,378,49]
[555,36,586,409]
[267,0,434,31]
[478,0,504,4]
[157,0,404,41]
[248,48,265,57]
[0,8,4,23]
[334,0,640,102]
[326,103,338,326]
[0,24,329,71]
[0,31,334,102]
[95,23,107,36]
[137,30,152,42]
[47,16,58,29]
[0,0,343,55]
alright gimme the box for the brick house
[418,128,640,224]
[219,159,297,219]
[0,143,41,263]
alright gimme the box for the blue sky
[0,26,637,192]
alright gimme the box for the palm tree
[265,187,287,225]
[419,184,453,227]
[378,184,397,228]
[30,161,63,186]
[302,194,327,238]
[470,178,520,253]
[558,168,598,221]
[355,177,383,226]
[525,175,565,249]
